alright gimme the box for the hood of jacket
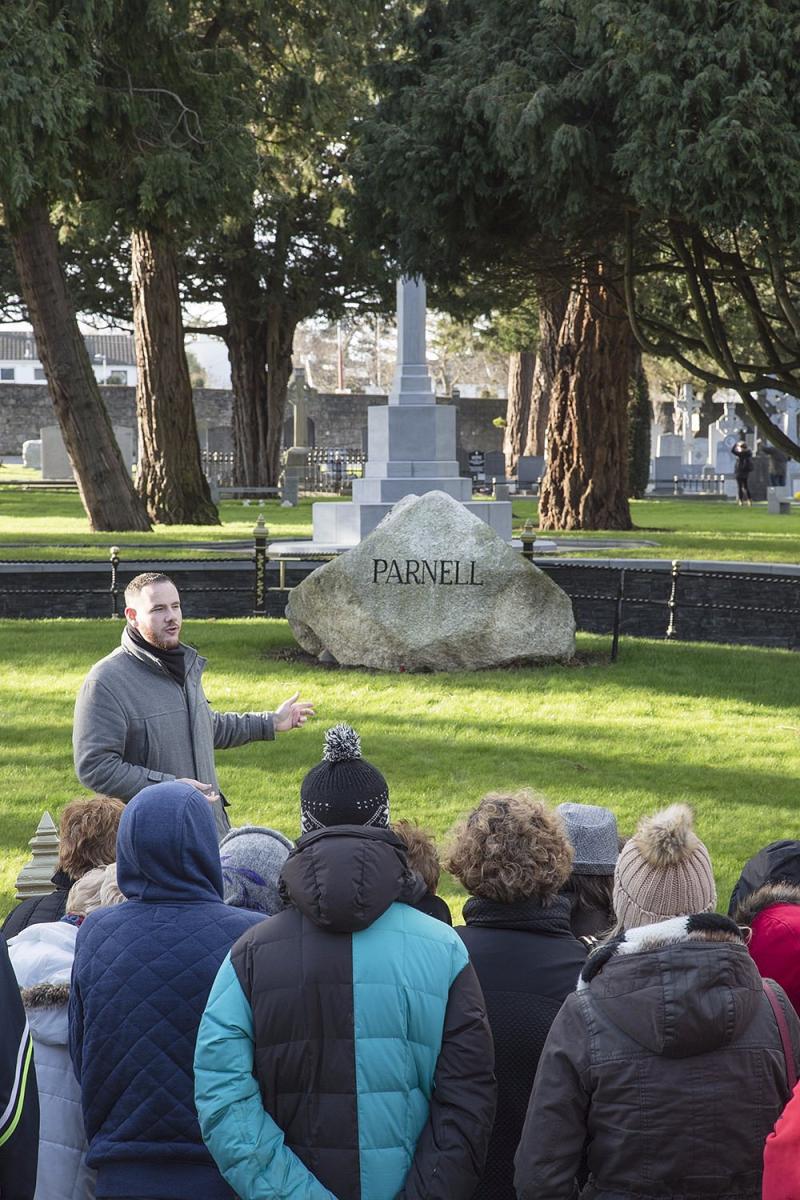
[728,840,800,916]
[578,913,763,1058]
[116,780,224,903]
[735,882,800,926]
[280,825,426,933]
[7,920,78,1045]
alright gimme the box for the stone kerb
[287,491,576,671]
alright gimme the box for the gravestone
[484,450,506,479]
[22,439,41,470]
[41,425,135,480]
[287,490,575,671]
[768,487,792,515]
[517,456,545,487]
[709,391,742,474]
[41,426,74,479]
[468,450,486,480]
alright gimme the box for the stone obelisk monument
[311,277,512,545]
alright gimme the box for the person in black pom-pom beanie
[299,724,390,832]
[195,722,497,1200]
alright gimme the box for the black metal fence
[201,448,366,495]
[2,529,799,657]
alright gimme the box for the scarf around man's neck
[127,624,187,686]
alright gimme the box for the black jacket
[457,894,586,1200]
[0,934,39,1199]
[728,839,800,916]
[412,890,453,925]
[732,445,754,477]
[515,914,800,1200]
[1,870,74,939]
[194,825,496,1200]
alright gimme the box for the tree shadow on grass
[258,637,799,713]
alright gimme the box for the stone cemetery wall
[0,384,506,458]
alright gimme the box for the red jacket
[764,1078,800,1199]
[735,885,800,1017]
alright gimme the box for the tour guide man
[73,571,314,837]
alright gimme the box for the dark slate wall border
[0,557,798,649]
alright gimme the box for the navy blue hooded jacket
[68,781,263,1200]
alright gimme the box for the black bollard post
[109,546,121,618]
[253,516,269,617]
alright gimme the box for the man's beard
[152,628,180,649]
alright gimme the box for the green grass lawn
[2,618,798,921]
[2,487,800,563]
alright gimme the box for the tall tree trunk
[227,312,270,486]
[221,224,297,487]
[698,385,716,435]
[131,228,219,524]
[8,199,150,531]
[265,303,296,486]
[221,225,270,487]
[628,345,652,499]
[539,264,634,530]
[525,284,570,457]
[503,350,535,472]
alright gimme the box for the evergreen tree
[353,0,800,527]
[0,0,150,531]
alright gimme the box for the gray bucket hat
[556,803,619,876]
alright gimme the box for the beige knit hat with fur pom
[613,804,716,929]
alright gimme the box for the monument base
[311,497,513,545]
[268,534,558,557]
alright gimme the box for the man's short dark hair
[124,572,175,604]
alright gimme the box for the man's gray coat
[73,628,274,836]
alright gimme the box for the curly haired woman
[446,791,586,1200]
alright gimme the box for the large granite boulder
[286,491,575,671]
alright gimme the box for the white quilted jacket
[8,921,95,1200]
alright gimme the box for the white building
[0,330,137,386]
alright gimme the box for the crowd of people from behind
[3,726,800,1199]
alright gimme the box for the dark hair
[125,572,174,603]
[562,872,614,920]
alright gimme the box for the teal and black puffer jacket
[194,825,496,1200]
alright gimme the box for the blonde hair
[392,821,441,893]
[66,863,125,916]
[445,790,573,905]
[59,796,125,879]
[99,863,125,907]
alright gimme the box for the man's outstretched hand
[273,691,315,733]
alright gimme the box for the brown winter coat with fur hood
[514,914,800,1200]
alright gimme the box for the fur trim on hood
[633,803,701,867]
[20,981,70,1010]
[734,882,800,926]
[579,913,744,991]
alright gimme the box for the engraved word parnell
[372,559,483,586]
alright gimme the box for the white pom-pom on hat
[323,724,362,763]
